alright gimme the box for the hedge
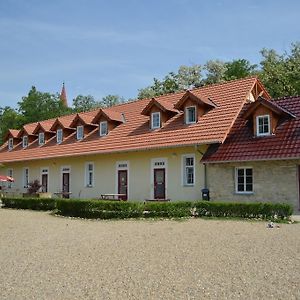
[1,197,293,220]
[1,197,56,211]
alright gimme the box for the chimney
[60,82,68,107]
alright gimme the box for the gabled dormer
[91,109,124,136]
[243,97,296,137]
[17,124,38,149]
[50,118,76,144]
[174,90,216,124]
[141,98,179,130]
[70,113,98,141]
[32,122,55,146]
[4,129,21,151]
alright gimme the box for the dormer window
[38,132,45,145]
[57,129,63,144]
[100,121,108,136]
[185,106,196,124]
[22,136,28,148]
[8,138,13,150]
[256,115,270,136]
[77,125,84,140]
[151,112,161,129]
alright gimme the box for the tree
[0,106,22,145]
[203,60,226,84]
[259,43,300,97]
[73,95,101,112]
[100,95,125,108]
[18,86,71,124]
[224,59,257,81]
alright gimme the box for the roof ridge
[272,95,300,101]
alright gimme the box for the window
[151,112,161,129]
[85,162,94,187]
[100,121,108,136]
[236,167,253,193]
[7,169,13,188]
[22,136,28,148]
[182,155,195,185]
[23,168,29,188]
[38,132,45,145]
[256,115,270,136]
[77,125,84,140]
[8,138,13,150]
[57,129,63,144]
[185,106,196,124]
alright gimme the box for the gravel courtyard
[0,209,299,300]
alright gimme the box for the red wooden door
[62,173,70,199]
[118,170,128,200]
[154,168,165,199]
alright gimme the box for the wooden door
[118,170,128,200]
[41,174,48,192]
[62,173,70,198]
[154,168,165,199]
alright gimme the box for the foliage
[203,60,227,84]
[73,95,101,112]
[1,197,56,211]
[224,59,258,81]
[101,94,125,108]
[27,179,42,195]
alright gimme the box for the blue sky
[0,0,299,108]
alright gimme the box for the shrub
[1,197,56,211]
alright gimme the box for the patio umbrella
[0,175,15,182]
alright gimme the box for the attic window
[185,106,196,124]
[100,121,108,136]
[8,138,13,150]
[22,136,28,148]
[256,115,270,136]
[151,112,161,129]
[57,129,63,144]
[77,125,84,140]
[38,132,45,145]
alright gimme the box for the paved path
[0,209,299,300]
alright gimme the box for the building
[1,77,299,210]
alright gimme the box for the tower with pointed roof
[60,82,68,107]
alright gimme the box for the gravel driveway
[0,209,299,300]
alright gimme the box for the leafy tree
[100,94,125,107]
[203,60,226,84]
[73,95,101,112]
[224,59,257,81]
[0,106,23,145]
[18,86,71,124]
[259,43,300,97]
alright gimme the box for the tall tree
[101,94,125,107]
[73,95,101,112]
[224,59,257,81]
[203,60,226,84]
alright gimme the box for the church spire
[60,82,68,107]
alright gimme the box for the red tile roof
[92,108,124,124]
[202,96,300,163]
[4,129,20,141]
[0,77,260,163]
[141,97,179,115]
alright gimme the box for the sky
[0,0,299,108]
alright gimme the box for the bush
[193,201,292,220]
[56,199,144,219]
[1,197,56,211]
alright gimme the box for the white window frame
[84,162,94,187]
[40,168,49,193]
[8,138,13,151]
[38,132,45,145]
[22,135,28,148]
[115,161,129,197]
[23,167,29,188]
[256,115,271,136]
[182,154,195,186]
[99,121,108,136]
[76,125,84,140]
[57,128,63,144]
[235,167,253,194]
[185,106,197,124]
[150,158,168,199]
[7,168,13,188]
[151,112,161,129]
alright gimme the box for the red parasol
[0,175,15,182]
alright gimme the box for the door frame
[150,158,168,199]
[40,167,49,193]
[115,161,129,199]
[118,169,128,200]
[61,166,71,195]
[154,168,166,199]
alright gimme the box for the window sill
[86,185,94,188]
[183,184,194,187]
[235,192,254,195]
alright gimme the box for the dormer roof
[32,121,55,134]
[91,108,124,124]
[243,96,296,119]
[141,97,179,116]
[69,113,98,128]
[50,117,75,131]
[17,124,38,138]
[174,90,217,111]
[4,129,20,142]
